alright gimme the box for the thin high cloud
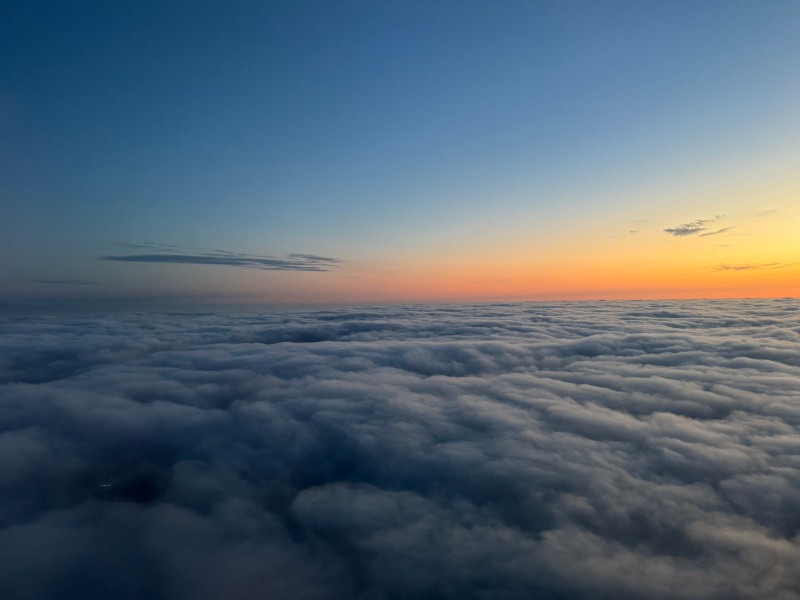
[700,226,735,237]
[714,262,794,271]
[24,279,103,285]
[663,215,724,237]
[118,242,182,251]
[103,246,341,271]
[2,300,800,599]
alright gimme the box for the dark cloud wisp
[24,279,103,285]
[103,249,341,271]
[663,219,710,236]
[663,215,727,237]
[714,262,794,271]
[699,226,735,237]
[117,242,182,251]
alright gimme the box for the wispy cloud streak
[103,247,341,271]
[663,215,725,237]
[714,262,794,271]
[25,279,103,285]
[700,226,735,237]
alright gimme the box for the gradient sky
[2,0,799,310]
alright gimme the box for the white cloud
[1,299,800,599]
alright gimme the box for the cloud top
[1,299,800,599]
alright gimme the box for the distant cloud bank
[1,300,800,599]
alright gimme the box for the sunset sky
[2,0,799,310]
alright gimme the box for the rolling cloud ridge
[1,299,800,599]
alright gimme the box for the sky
[1,0,799,310]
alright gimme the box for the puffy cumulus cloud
[2,299,800,599]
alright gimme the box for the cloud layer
[2,299,800,599]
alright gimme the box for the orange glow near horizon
[262,198,800,304]
[348,262,800,304]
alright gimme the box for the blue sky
[2,0,799,309]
